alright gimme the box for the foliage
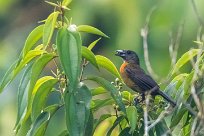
[0,0,204,136]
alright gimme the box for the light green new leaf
[77,25,109,38]
[23,25,44,57]
[171,49,201,75]
[56,28,82,91]
[62,0,72,6]
[93,114,112,132]
[90,87,107,96]
[91,98,114,111]
[121,91,133,102]
[87,76,126,114]
[32,78,58,121]
[82,46,99,69]
[126,106,138,133]
[95,55,122,81]
[88,38,101,50]
[14,64,32,133]
[43,11,60,47]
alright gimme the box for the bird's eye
[127,51,131,54]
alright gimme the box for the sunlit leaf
[32,78,58,121]
[93,114,112,132]
[77,25,109,38]
[90,87,107,96]
[107,116,125,136]
[62,0,72,6]
[87,76,126,114]
[45,1,59,7]
[171,49,201,75]
[121,91,133,102]
[95,55,122,81]
[57,28,82,91]
[126,106,138,133]
[23,25,44,57]
[82,46,99,69]
[43,11,60,47]
[88,38,101,50]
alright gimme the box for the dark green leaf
[85,111,94,136]
[106,116,125,136]
[81,46,99,69]
[126,106,138,133]
[88,76,126,114]
[23,25,44,57]
[77,25,109,38]
[155,121,169,136]
[95,55,122,81]
[58,130,69,136]
[43,11,60,47]
[56,28,82,91]
[88,38,101,50]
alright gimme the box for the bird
[115,49,176,107]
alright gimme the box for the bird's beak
[115,50,126,57]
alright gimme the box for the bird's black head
[115,50,140,65]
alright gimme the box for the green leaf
[90,87,107,96]
[107,116,125,136]
[64,92,80,136]
[85,111,94,136]
[75,82,92,135]
[171,49,202,75]
[81,46,99,69]
[32,78,58,121]
[0,60,18,93]
[43,11,60,47]
[126,106,138,133]
[87,76,126,114]
[27,105,59,136]
[170,105,187,128]
[56,28,82,91]
[28,53,56,106]
[95,55,122,81]
[45,1,59,7]
[88,38,101,50]
[23,25,44,57]
[62,0,72,6]
[14,64,32,133]
[121,91,133,102]
[77,25,109,38]
[93,114,112,132]
[14,47,46,77]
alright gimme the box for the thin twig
[141,6,159,80]
[144,93,150,136]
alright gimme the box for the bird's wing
[125,67,159,92]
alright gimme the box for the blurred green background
[0,0,204,135]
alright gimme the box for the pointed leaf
[82,46,99,69]
[126,106,138,133]
[95,55,122,81]
[62,0,72,6]
[43,11,60,47]
[90,87,107,96]
[87,76,126,114]
[93,114,112,132]
[32,78,58,121]
[88,38,101,50]
[56,28,82,91]
[23,25,44,57]
[91,98,115,111]
[77,25,109,38]
[172,49,202,75]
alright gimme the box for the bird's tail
[157,90,176,107]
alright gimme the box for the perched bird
[115,50,176,107]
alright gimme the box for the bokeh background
[0,0,204,135]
